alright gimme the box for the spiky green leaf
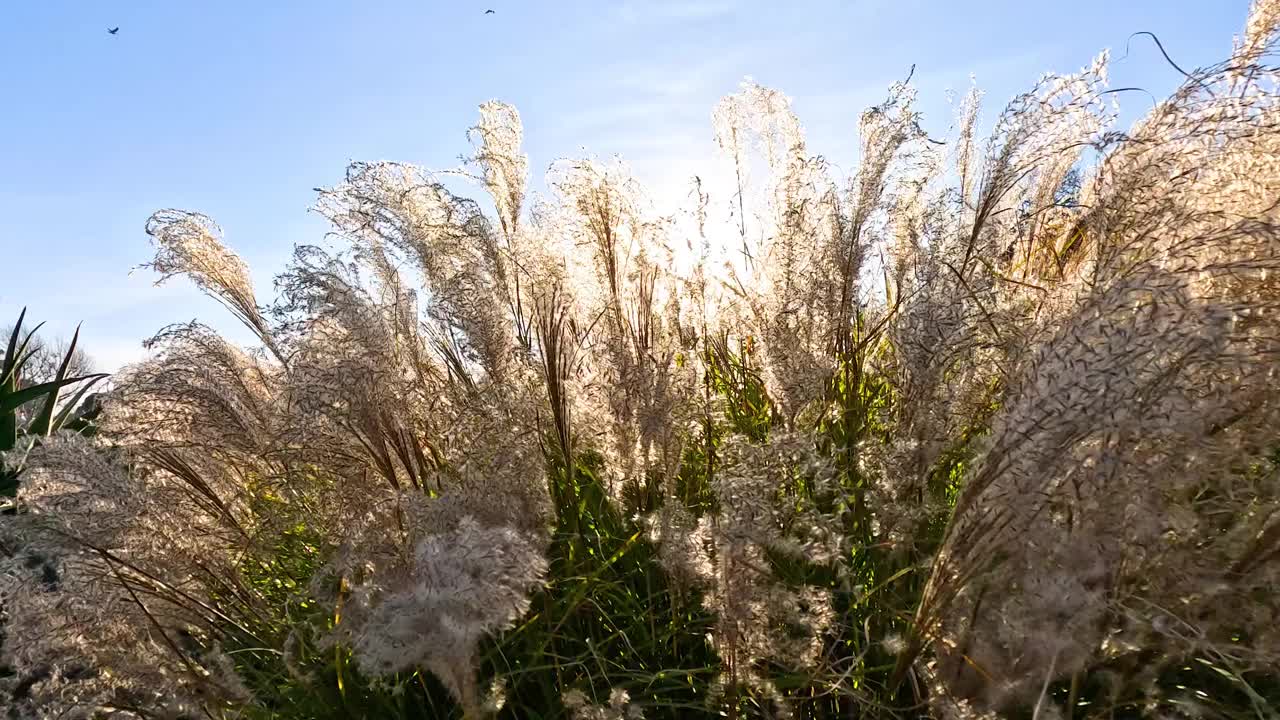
[0,373,109,415]
[31,323,87,435]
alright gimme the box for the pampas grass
[5,3,1280,717]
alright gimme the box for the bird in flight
[484,9,495,14]
[107,27,119,35]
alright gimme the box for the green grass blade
[31,323,85,436]
[51,377,107,432]
[3,320,47,388]
[0,386,15,453]
[1,308,26,382]
[0,373,110,415]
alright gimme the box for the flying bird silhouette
[484,9,495,14]
[107,27,119,35]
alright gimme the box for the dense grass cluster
[5,3,1280,718]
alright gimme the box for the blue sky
[1,0,1254,370]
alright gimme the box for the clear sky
[0,0,1255,370]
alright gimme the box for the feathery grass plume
[846,77,927,315]
[1,556,251,718]
[532,281,584,502]
[274,244,448,493]
[713,81,804,259]
[952,83,984,210]
[469,101,529,241]
[547,158,650,482]
[895,6,1280,709]
[290,127,552,713]
[101,323,282,551]
[15,126,552,713]
[554,158,700,506]
[872,54,1115,557]
[112,322,279,454]
[331,508,547,717]
[144,209,283,362]
[291,184,553,709]
[467,101,537,351]
[647,499,715,592]
[563,687,647,720]
[316,161,518,381]
[959,53,1112,276]
[3,432,252,718]
[917,254,1280,710]
[705,431,845,712]
[1237,0,1280,60]
[714,82,842,423]
[987,53,1112,283]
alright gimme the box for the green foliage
[214,451,723,719]
[0,308,107,499]
[487,455,720,720]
